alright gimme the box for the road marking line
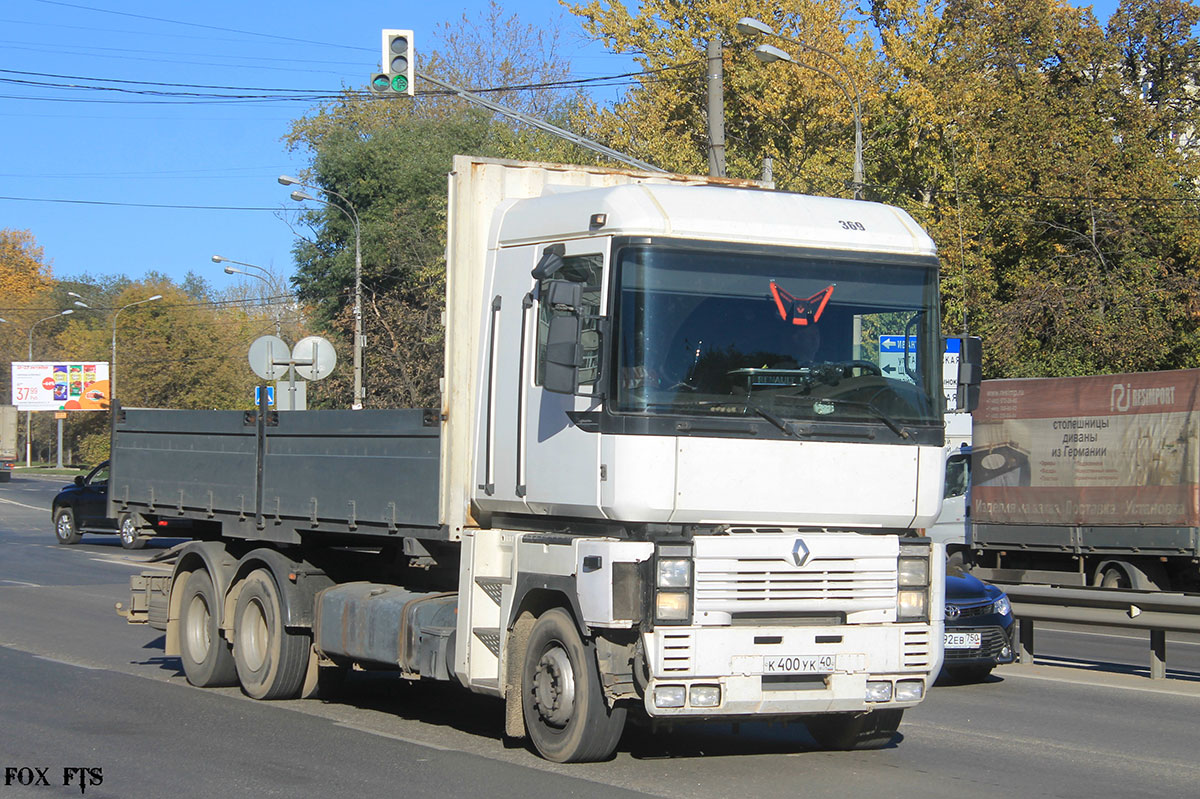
[0,579,41,587]
[0,497,49,512]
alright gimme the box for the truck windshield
[613,243,942,428]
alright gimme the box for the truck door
[521,245,607,517]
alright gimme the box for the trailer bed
[110,407,444,542]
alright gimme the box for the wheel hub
[531,646,575,727]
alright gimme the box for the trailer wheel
[521,608,626,763]
[179,569,237,687]
[118,515,146,550]
[54,508,82,545]
[1099,566,1130,590]
[806,709,904,751]
[233,569,309,700]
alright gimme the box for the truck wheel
[233,569,309,700]
[806,708,904,751]
[54,508,82,545]
[521,608,626,763]
[1099,567,1130,590]
[179,569,237,687]
[118,515,146,550]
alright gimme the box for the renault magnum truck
[113,156,973,762]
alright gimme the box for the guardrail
[1003,584,1200,680]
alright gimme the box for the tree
[0,229,52,303]
[284,5,594,408]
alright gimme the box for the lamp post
[279,175,364,409]
[25,309,74,468]
[110,295,163,404]
[737,17,865,199]
[212,255,280,335]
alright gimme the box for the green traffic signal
[391,75,408,93]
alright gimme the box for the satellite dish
[293,336,337,380]
[248,335,290,380]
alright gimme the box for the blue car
[941,571,1016,683]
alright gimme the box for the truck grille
[692,534,898,617]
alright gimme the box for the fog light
[1000,645,1013,661]
[689,685,721,708]
[656,591,691,621]
[654,685,686,708]
[866,681,893,702]
[895,679,924,702]
[897,589,927,621]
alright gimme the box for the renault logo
[792,538,810,568]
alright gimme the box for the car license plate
[944,631,982,649]
[761,655,836,674]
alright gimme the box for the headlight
[654,686,686,708]
[897,589,928,622]
[992,594,1011,616]
[657,558,691,588]
[656,591,691,621]
[898,556,929,587]
[689,685,721,707]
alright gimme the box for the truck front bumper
[641,622,940,718]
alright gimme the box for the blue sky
[2,0,1120,293]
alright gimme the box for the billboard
[11,361,111,411]
[973,370,1200,527]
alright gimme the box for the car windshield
[613,243,942,427]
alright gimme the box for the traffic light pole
[415,71,667,174]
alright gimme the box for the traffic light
[370,29,415,96]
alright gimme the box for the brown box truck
[969,370,1200,591]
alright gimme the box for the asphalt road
[4,473,1200,799]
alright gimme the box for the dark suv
[52,461,148,549]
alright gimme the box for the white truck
[115,156,973,761]
[0,405,17,481]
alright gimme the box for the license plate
[761,654,836,674]
[944,631,982,650]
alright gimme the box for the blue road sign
[254,385,276,407]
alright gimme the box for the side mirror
[947,335,983,412]
[543,280,584,395]
[531,243,567,280]
[74,475,85,487]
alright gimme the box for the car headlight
[992,594,1011,616]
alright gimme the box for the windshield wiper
[833,398,913,441]
[745,401,798,438]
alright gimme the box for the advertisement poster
[10,361,111,411]
[973,370,1200,527]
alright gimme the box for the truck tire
[118,515,146,550]
[521,608,626,763]
[233,569,309,700]
[806,709,904,751]
[1099,566,1130,590]
[54,508,82,545]
[179,569,237,687]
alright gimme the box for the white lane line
[0,579,41,587]
[332,721,456,751]
[0,497,49,512]
[1038,625,1200,647]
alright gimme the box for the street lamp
[25,309,74,468]
[110,295,163,403]
[280,175,364,409]
[211,256,280,335]
[737,17,865,199]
